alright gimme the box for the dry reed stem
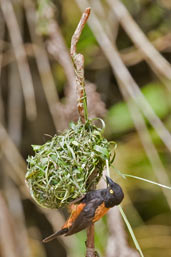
[33,0,80,129]
[1,33,170,70]
[24,0,61,131]
[75,0,171,153]
[3,176,31,257]
[0,0,37,121]
[0,122,71,255]
[120,33,171,66]
[107,0,171,90]
[106,208,139,257]
[90,0,119,43]
[8,64,22,147]
[44,4,76,93]
[0,11,5,124]
[0,192,19,257]
[120,90,171,209]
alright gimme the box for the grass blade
[123,174,171,190]
[119,205,144,257]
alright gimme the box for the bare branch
[86,225,96,257]
[70,7,97,256]
[70,8,91,58]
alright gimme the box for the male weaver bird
[43,176,124,243]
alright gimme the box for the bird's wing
[66,198,103,235]
[92,202,109,222]
[62,202,86,229]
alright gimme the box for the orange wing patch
[92,202,109,223]
[62,203,86,229]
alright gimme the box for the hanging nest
[25,120,115,209]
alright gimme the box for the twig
[86,225,95,257]
[70,7,91,123]
[71,7,96,257]
[1,0,37,121]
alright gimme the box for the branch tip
[85,7,91,16]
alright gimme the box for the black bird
[43,176,124,243]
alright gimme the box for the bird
[43,176,124,243]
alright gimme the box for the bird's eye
[110,189,114,194]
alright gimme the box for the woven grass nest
[26,120,115,209]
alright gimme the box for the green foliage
[106,102,133,135]
[105,82,169,136]
[26,120,114,209]
[77,24,97,51]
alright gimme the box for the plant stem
[70,7,96,257]
[70,7,90,123]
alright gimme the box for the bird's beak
[106,176,115,187]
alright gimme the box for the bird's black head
[104,176,124,208]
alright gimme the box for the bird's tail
[42,228,68,243]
